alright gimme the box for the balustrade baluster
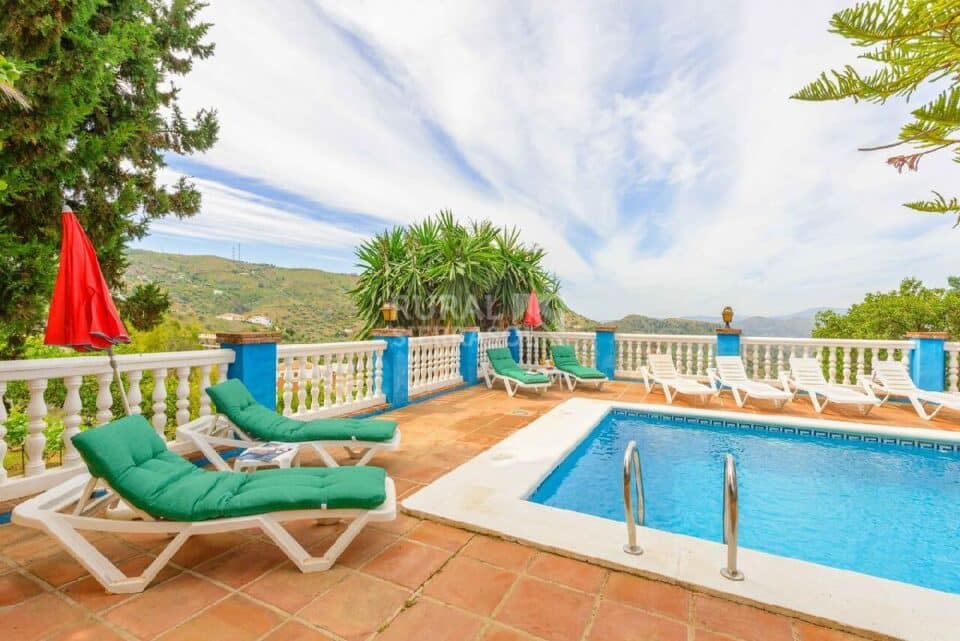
[198,366,212,416]
[828,348,838,384]
[948,349,959,393]
[310,356,322,410]
[128,370,143,415]
[855,349,865,384]
[151,368,168,436]
[841,348,851,385]
[282,358,294,416]
[62,376,83,466]
[296,358,307,414]
[374,349,384,397]
[25,379,48,476]
[96,372,114,425]
[175,367,191,426]
[323,355,334,408]
[0,382,7,483]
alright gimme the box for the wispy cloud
[144,0,956,319]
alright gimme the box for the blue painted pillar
[716,328,742,357]
[595,325,616,379]
[373,329,410,407]
[217,332,280,410]
[508,327,521,363]
[908,332,947,391]
[460,327,479,385]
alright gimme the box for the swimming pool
[529,409,960,594]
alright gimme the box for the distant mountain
[680,307,848,338]
[600,314,716,335]
[125,250,361,342]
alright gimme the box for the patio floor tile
[104,574,228,640]
[193,540,287,588]
[4,593,86,641]
[462,536,536,572]
[494,577,595,641]
[527,553,607,594]
[375,598,485,641]
[424,556,517,616]
[0,569,43,606]
[298,573,408,641]
[362,539,453,588]
[693,594,794,641]
[243,563,351,613]
[586,601,687,641]
[62,555,180,611]
[602,572,690,621]
[479,625,540,641]
[262,621,337,641]
[167,532,251,568]
[793,621,873,641]
[334,528,399,568]
[369,512,421,536]
[406,520,474,551]
[47,621,128,641]
[156,594,282,641]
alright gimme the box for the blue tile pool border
[608,408,960,454]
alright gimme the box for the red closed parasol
[45,207,132,414]
[522,290,543,328]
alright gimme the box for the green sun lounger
[483,347,551,397]
[550,344,608,390]
[12,415,396,594]
[177,379,401,469]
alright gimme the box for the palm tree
[349,210,569,337]
[0,55,30,110]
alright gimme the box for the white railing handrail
[278,340,386,358]
[616,333,715,342]
[741,337,913,348]
[0,349,235,382]
[409,335,463,344]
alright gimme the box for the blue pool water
[529,410,960,593]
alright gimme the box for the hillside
[124,250,361,342]
[606,314,717,335]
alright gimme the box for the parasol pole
[106,344,132,416]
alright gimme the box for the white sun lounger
[864,360,960,421]
[708,355,794,409]
[779,356,880,416]
[640,353,715,404]
[12,416,396,594]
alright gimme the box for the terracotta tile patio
[2,380,956,641]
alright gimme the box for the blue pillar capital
[217,332,280,410]
[907,332,947,392]
[595,325,616,379]
[507,327,521,363]
[460,327,479,385]
[715,328,742,358]
[373,329,410,408]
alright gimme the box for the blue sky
[139,1,957,320]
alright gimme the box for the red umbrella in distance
[45,207,132,414]
[522,290,543,328]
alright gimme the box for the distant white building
[216,312,243,321]
[246,315,273,328]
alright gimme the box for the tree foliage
[792,0,960,223]
[0,1,217,358]
[350,211,568,336]
[119,282,170,331]
[813,277,960,339]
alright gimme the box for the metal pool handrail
[721,453,745,580]
[622,440,644,555]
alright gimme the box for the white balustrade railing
[518,331,596,367]
[946,342,959,393]
[616,334,715,379]
[740,337,912,385]
[408,335,464,396]
[277,341,386,418]
[478,331,510,376]
[0,349,234,500]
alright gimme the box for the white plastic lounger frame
[708,355,794,409]
[864,360,960,421]
[482,367,550,397]
[12,473,396,594]
[779,356,880,416]
[640,354,715,404]
[176,414,401,471]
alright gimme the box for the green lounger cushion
[206,379,396,443]
[72,415,387,521]
[550,345,607,379]
[486,347,550,384]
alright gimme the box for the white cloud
[152,0,957,320]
